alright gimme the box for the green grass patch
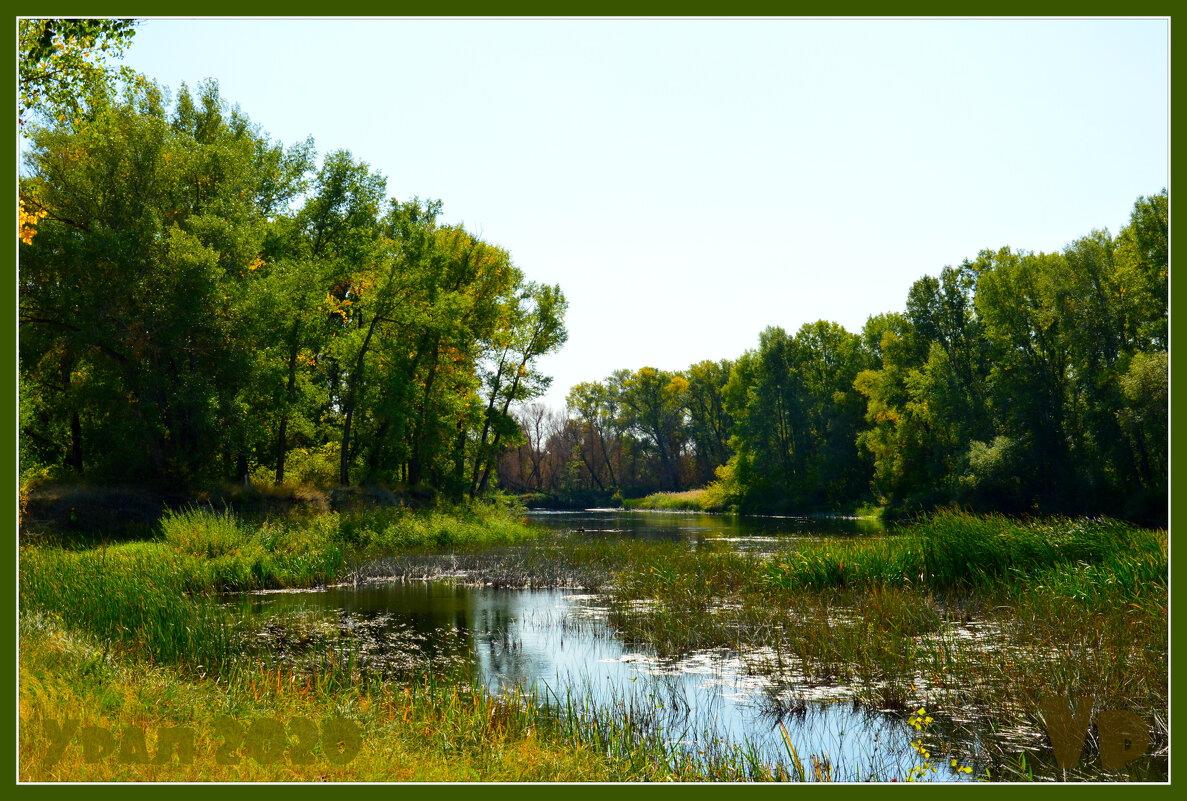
[20,504,544,675]
[19,507,1167,781]
[624,489,714,511]
[760,511,1165,596]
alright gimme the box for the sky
[112,17,1169,410]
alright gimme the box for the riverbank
[19,614,716,781]
[18,506,1167,780]
[621,488,885,520]
[18,503,826,781]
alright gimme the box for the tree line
[498,192,1167,523]
[19,79,567,498]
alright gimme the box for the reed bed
[21,614,882,782]
[623,490,713,512]
[18,507,1167,781]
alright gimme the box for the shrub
[161,508,247,558]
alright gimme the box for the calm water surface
[233,510,977,780]
[524,508,888,550]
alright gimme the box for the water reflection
[524,509,887,550]
[232,579,968,781]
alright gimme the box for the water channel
[232,510,981,781]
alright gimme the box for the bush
[161,508,247,558]
[957,436,1023,511]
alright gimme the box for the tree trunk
[469,351,509,497]
[595,424,618,488]
[59,356,83,474]
[367,417,391,478]
[340,314,384,485]
[474,360,531,497]
[408,339,442,488]
[275,415,288,485]
[275,332,301,486]
[69,411,83,474]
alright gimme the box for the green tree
[19,18,139,125]
[683,359,734,485]
[1117,351,1167,496]
[723,322,869,510]
[1113,190,1168,351]
[619,367,689,491]
[20,81,309,483]
[721,329,797,504]
[567,380,620,491]
[470,282,568,497]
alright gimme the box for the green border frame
[7,7,1177,796]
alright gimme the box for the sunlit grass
[18,507,1167,781]
[623,490,711,511]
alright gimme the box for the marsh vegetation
[19,504,1167,781]
[17,21,1168,783]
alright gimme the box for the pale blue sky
[116,17,1169,409]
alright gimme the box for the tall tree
[619,367,689,491]
[20,81,305,483]
[470,283,568,497]
[683,359,734,485]
[567,380,621,491]
[19,18,139,125]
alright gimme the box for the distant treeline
[20,80,567,498]
[498,191,1167,524]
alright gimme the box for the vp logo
[1039,696,1149,771]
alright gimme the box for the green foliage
[847,193,1166,520]
[19,81,567,496]
[619,367,689,490]
[1118,352,1168,484]
[19,18,139,125]
[956,436,1022,511]
[683,359,735,485]
[721,321,872,511]
[542,191,1164,522]
[20,81,304,483]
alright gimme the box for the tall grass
[761,511,1165,597]
[23,611,945,782]
[20,504,542,675]
[339,503,540,551]
[19,506,1167,781]
[20,545,235,670]
[623,490,712,512]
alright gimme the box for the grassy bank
[22,614,776,781]
[623,489,715,512]
[622,488,884,518]
[19,506,1167,780]
[20,504,542,671]
[352,511,1168,779]
[18,503,846,781]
